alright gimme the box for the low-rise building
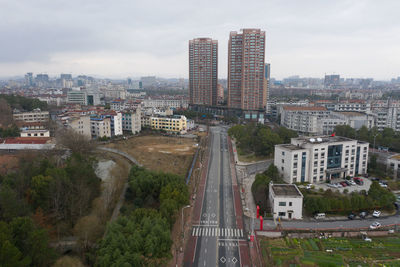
[20,129,50,138]
[150,115,187,133]
[387,154,400,179]
[90,117,111,138]
[67,90,88,105]
[274,135,369,184]
[122,108,141,134]
[68,115,92,139]
[99,112,123,136]
[13,108,49,123]
[269,183,303,220]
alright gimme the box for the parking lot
[312,177,372,193]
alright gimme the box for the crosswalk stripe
[217,228,220,236]
[192,228,195,236]
[195,228,199,236]
[191,227,245,238]
[240,229,243,237]
[205,228,209,236]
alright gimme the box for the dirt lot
[103,135,198,176]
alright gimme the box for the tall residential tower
[189,38,218,106]
[228,29,267,110]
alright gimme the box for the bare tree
[56,128,95,155]
[0,99,13,128]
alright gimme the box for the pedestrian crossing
[191,227,244,238]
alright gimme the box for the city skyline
[1,0,399,80]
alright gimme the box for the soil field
[103,135,198,176]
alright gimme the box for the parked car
[354,177,364,185]
[371,177,380,182]
[345,180,352,186]
[373,210,381,218]
[340,182,347,187]
[364,237,372,242]
[348,213,356,220]
[335,183,343,188]
[379,182,388,188]
[314,213,326,219]
[306,184,312,190]
[359,211,368,219]
[327,183,335,188]
[369,222,381,229]
[349,180,356,186]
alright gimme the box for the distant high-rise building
[324,74,340,89]
[140,76,157,88]
[265,63,271,113]
[24,72,33,86]
[60,74,72,80]
[228,29,267,110]
[189,38,218,106]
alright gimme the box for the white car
[349,180,356,186]
[373,210,381,218]
[379,182,388,188]
[370,222,381,229]
[336,183,343,188]
[306,184,312,189]
[364,237,372,242]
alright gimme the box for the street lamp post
[181,205,191,239]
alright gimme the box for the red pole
[256,205,260,218]
[260,216,263,231]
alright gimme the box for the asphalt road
[258,213,400,230]
[193,126,242,267]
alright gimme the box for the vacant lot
[260,235,400,266]
[103,135,198,176]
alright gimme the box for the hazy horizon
[1,0,399,80]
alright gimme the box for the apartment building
[13,108,49,123]
[280,106,331,134]
[141,99,189,109]
[99,112,123,136]
[228,29,267,111]
[122,108,141,134]
[20,129,50,138]
[68,115,92,139]
[90,117,111,138]
[150,115,187,133]
[189,38,218,106]
[274,135,369,184]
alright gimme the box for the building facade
[122,108,141,134]
[90,117,111,138]
[150,115,187,133]
[13,109,49,123]
[189,38,218,106]
[274,135,369,184]
[269,183,303,220]
[228,29,267,111]
[67,90,88,105]
[68,115,92,139]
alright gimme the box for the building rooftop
[294,135,355,144]
[271,184,303,198]
[1,137,51,144]
[275,144,305,151]
[337,111,366,117]
[282,106,327,111]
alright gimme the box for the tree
[264,164,280,182]
[369,154,378,171]
[56,128,94,155]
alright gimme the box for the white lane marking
[195,228,199,236]
[217,228,220,236]
[192,228,195,236]
[205,228,208,236]
[240,229,243,237]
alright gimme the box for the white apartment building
[90,117,111,138]
[122,108,141,134]
[99,112,123,136]
[68,115,92,139]
[13,109,49,123]
[280,106,331,135]
[269,183,303,220]
[274,135,369,184]
[141,99,189,109]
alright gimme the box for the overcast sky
[1,0,399,80]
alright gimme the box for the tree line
[303,181,396,215]
[0,152,101,266]
[228,123,298,156]
[96,166,189,266]
[334,124,400,152]
[251,164,281,213]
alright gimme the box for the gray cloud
[0,0,399,79]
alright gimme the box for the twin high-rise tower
[189,28,268,111]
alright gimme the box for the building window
[282,159,284,163]
[293,162,298,168]
[279,202,286,206]
[282,151,285,156]
[281,167,284,171]
[278,212,286,217]
[289,202,292,206]
[294,154,298,160]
